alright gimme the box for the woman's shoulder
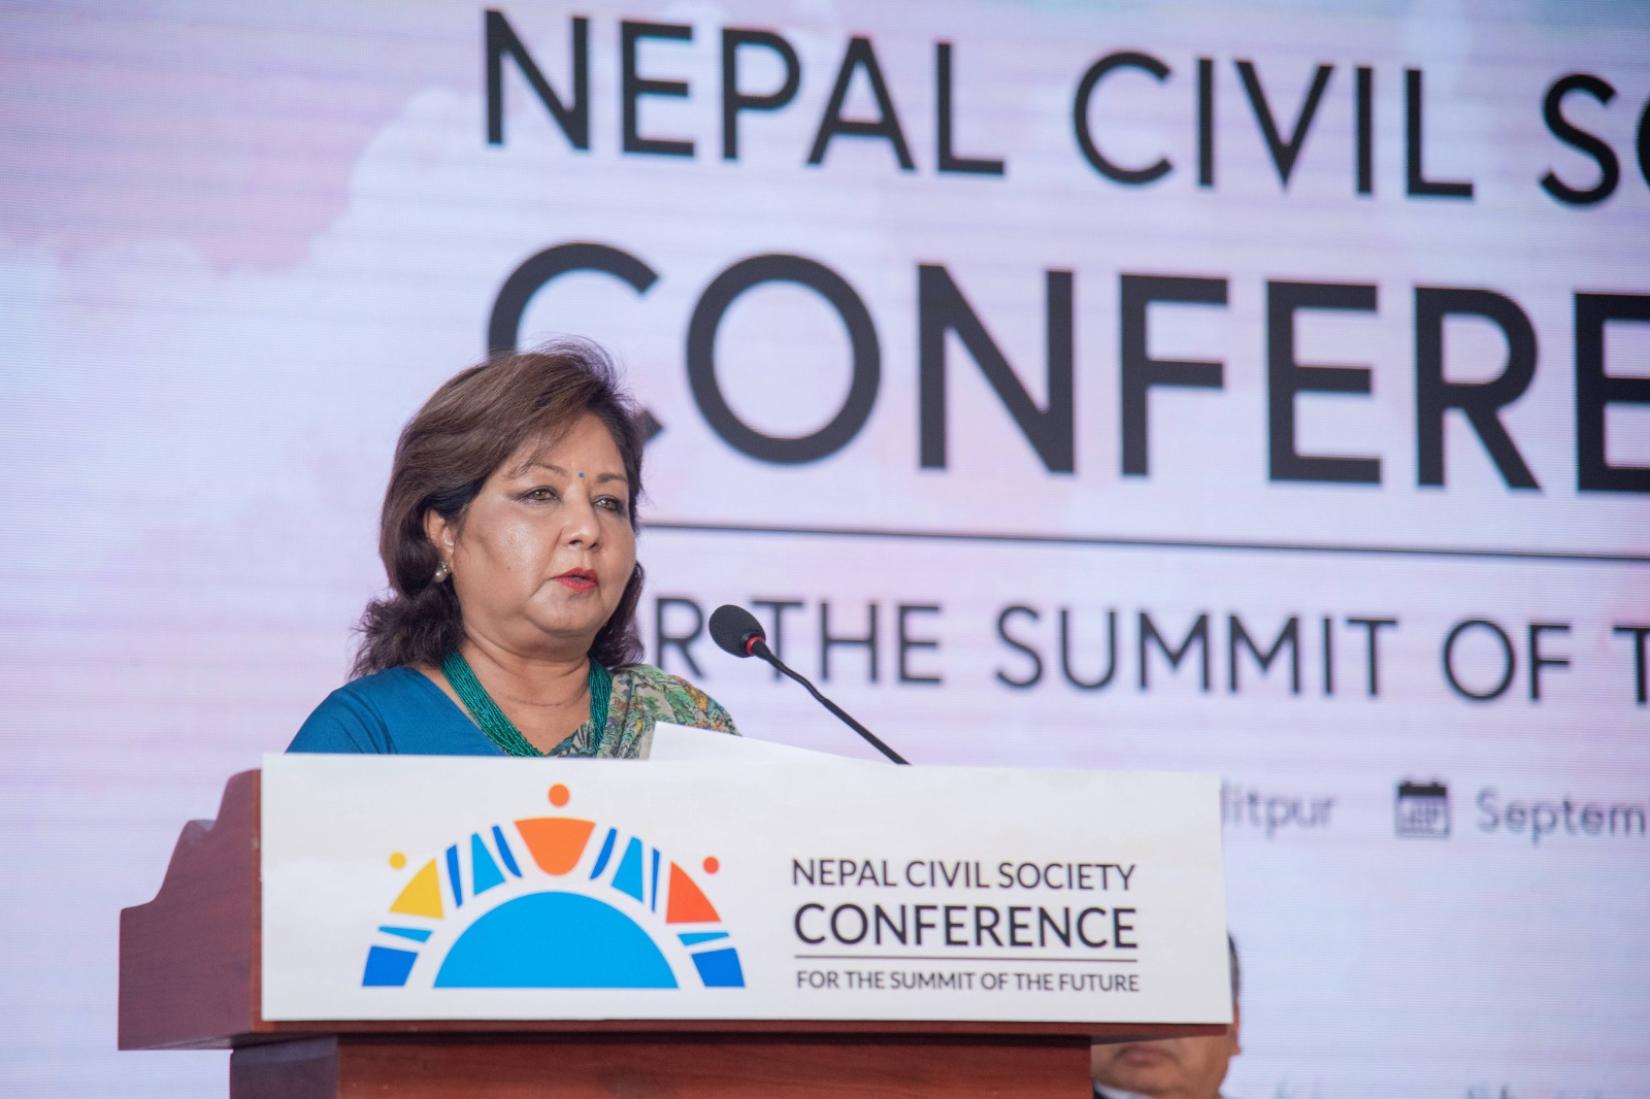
[286,666,482,754]
[611,663,738,735]
[319,666,438,718]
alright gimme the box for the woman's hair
[352,339,646,677]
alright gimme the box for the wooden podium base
[230,1034,1093,1097]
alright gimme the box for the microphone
[708,604,909,765]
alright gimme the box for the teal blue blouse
[288,664,737,757]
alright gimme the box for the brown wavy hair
[352,339,646,677]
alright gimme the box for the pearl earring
[433,561,451,582]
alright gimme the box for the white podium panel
[261,754,1229,1024]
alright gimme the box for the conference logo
[1395,779,1451,839]
[361,782,745,990]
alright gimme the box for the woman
[289,340,737,756]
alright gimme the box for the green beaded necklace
[440,650,612,757]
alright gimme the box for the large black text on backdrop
[1,3,1646,1098]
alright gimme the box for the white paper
[644,722,870,765]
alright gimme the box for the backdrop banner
[3,2,1648,1097]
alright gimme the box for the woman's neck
[453,637,593,750]
[460,637,588,709]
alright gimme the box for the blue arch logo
[361,783,744,990]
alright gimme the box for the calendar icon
[1395,780,1451,838]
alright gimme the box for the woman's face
[427,412,636,662]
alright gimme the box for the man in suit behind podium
[1091,935,1242,1099]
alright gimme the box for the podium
[120,758,1230,1097]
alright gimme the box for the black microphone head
[709,604,766,658]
